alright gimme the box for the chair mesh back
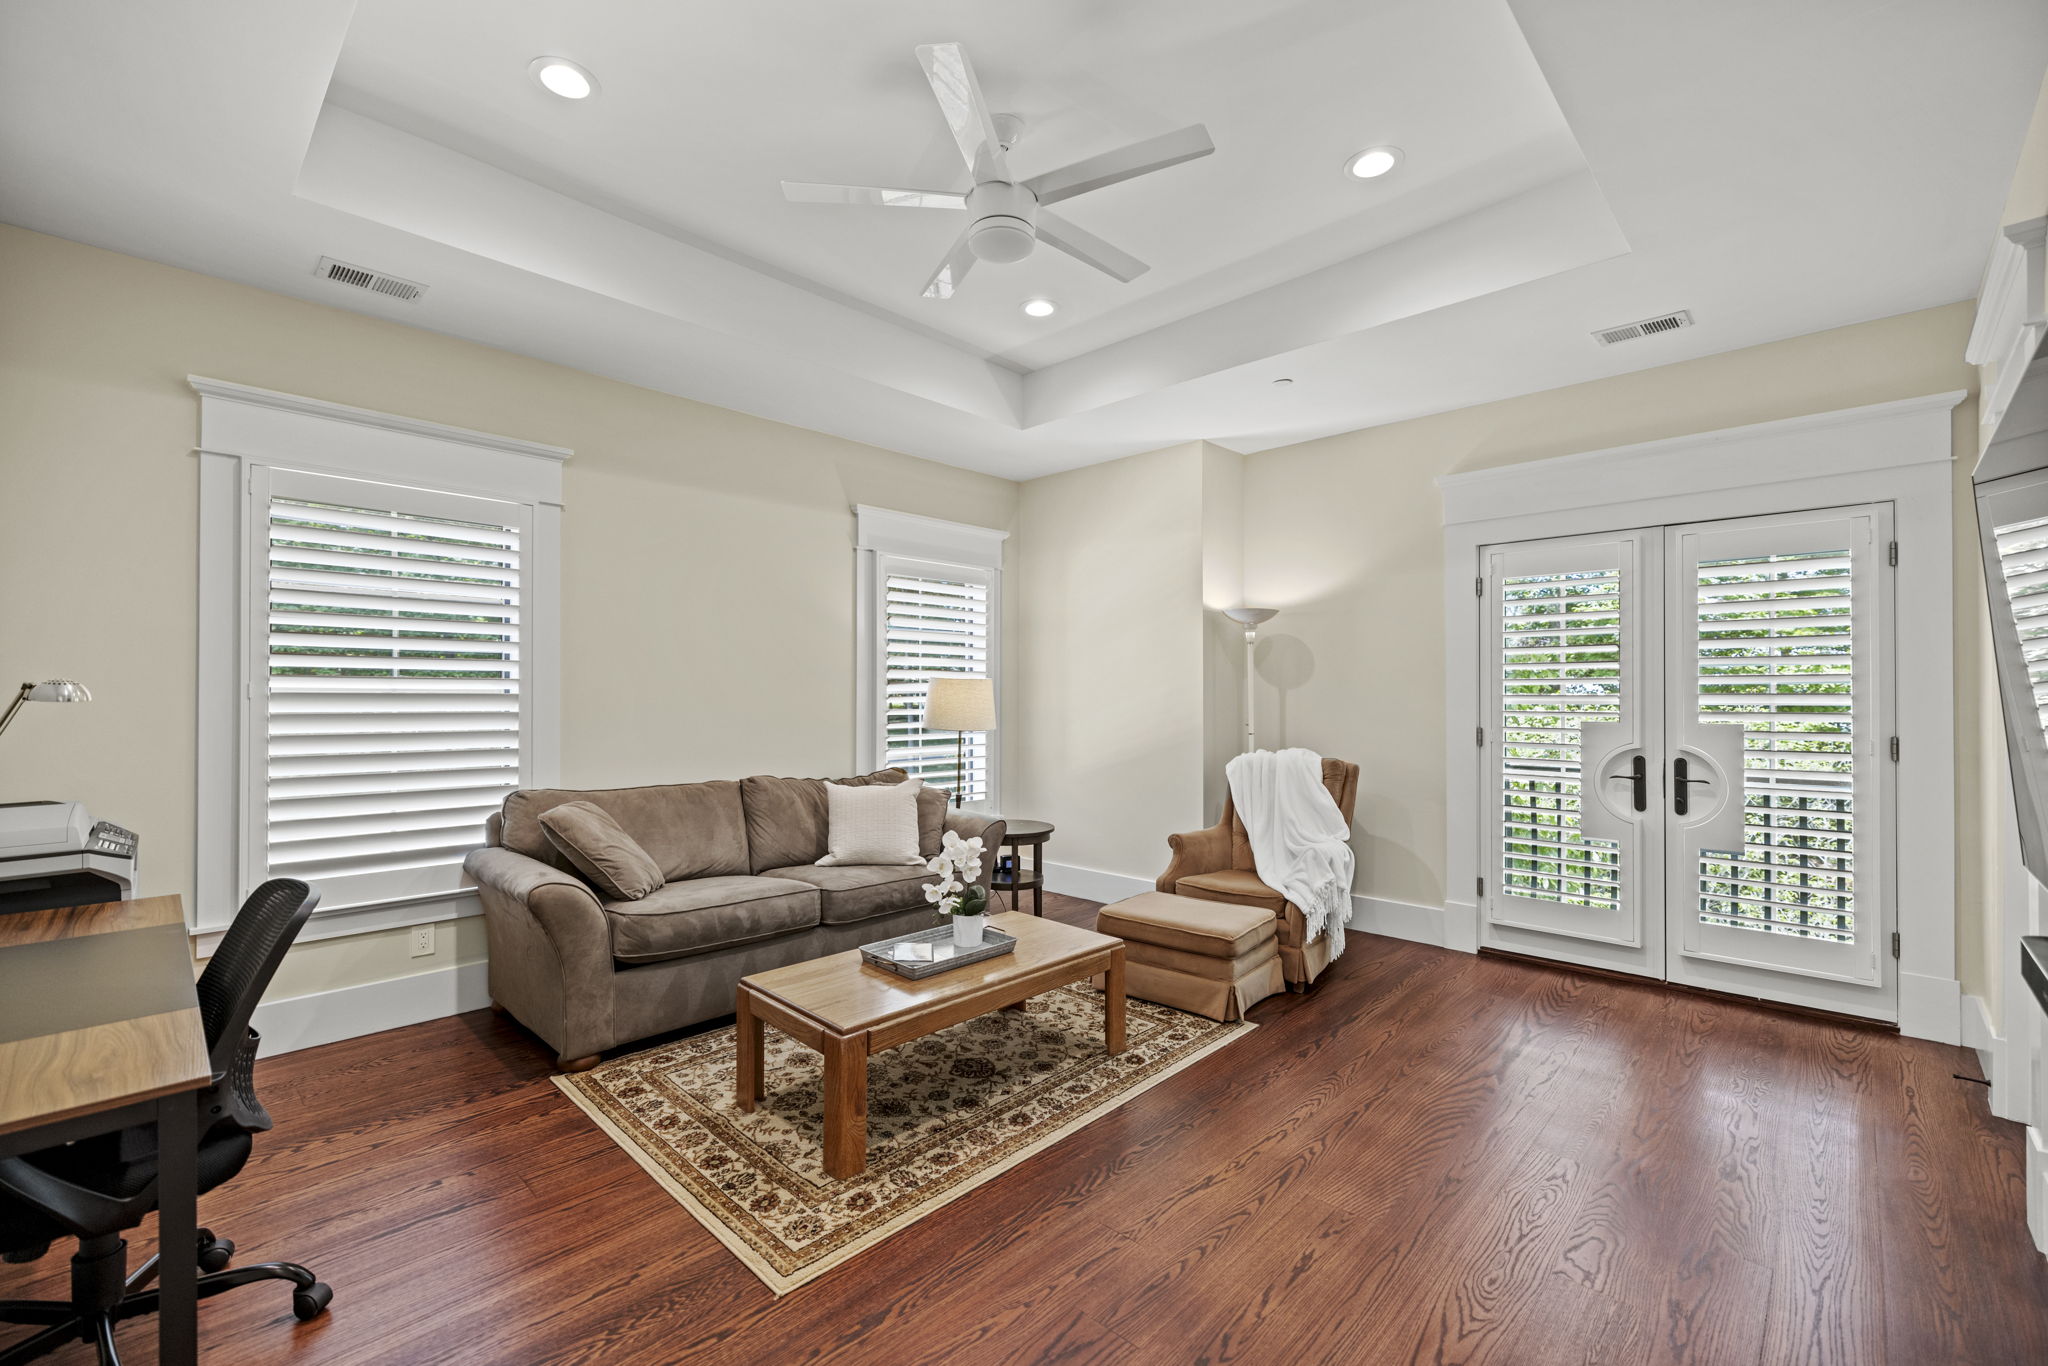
[196,879,318,1070]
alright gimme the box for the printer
[0,800,138,913]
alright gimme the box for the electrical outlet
[410,924,435,958]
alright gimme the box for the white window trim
[1436,390,1966,1044]
[853,505,1007,810]
[190,377,567,951]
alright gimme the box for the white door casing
[1440,392,1958,1039]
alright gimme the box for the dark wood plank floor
[6,893,2044,1364]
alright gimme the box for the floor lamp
[924,676,996,807]
[1223,608,1276,753]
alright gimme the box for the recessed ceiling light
[1021,297,1057,318]
[529,57,597,100]
[1344,146,1402,180]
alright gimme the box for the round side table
[992,819,1053,916]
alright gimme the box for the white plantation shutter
[255,468,530,908]
[881,564,992,801]
[1692,548,1857,942]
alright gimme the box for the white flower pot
[951,914,987,947]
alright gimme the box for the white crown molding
[1966,216,2048,440]
[187,376,573,463]
[1435,389,1967,527]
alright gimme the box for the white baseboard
[2030,1126,2048,1254]
[1963,991,2004,1095]
[1043,861,1449,950]
[1352,894,1447,947]
[253,959,490,1057]
[1041,861,1153,904]
[1899,970,1964,1046]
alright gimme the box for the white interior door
[1480,504,1897,1021]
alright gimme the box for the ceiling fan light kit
[781,42,1214,299]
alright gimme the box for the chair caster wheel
[293,1282,333,1321]
[198,1236,234,1272]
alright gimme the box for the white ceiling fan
[781,42,1214,300]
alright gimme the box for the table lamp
[0,679,92,741]
[924,676,996,807]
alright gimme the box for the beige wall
[0,224,1016,999]
[1010,443,1210,879]
[1239,303,1990,995]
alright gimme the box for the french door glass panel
[1481,505,1894,1016]
[1485,532,1660,960]
[1666,506,1890,991]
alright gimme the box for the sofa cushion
[818,779,926,866]
[740,769,913,872]
[539,800,664,901]
[604,876,820,965]
[915,785,946,858]
[760,864,935,925]
[502,782,751,882]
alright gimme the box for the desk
[0,895,209,1365]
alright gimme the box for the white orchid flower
[923,882,944,903]
[964,857,983,881]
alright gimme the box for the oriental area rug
[553,984,1251,1293]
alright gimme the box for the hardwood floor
[5,892,2044,1364]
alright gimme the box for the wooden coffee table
[735,911,1126,1179]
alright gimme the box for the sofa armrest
[943,810,1007,890]
[1158,823,1232,893]
[465,847,610,959]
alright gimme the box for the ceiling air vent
[1592,309,1693,346]
[315,256,427,303]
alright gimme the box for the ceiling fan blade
[781,182,967,209]
[1035,212,1149,283]
[1025,125,1215,207]
[915,42,1010,182]
[922,224,979,299]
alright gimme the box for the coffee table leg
[1104,945,1126,1055]
[736,987,763,1111]
[823,1029,869,1180]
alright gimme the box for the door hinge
[1475,575,1485,599]
[1477,875,1485,899]
[1888,540,1898,567]
[1476,725,1485,748]
[1889,736,1900,762]
[1890,931,1900,959]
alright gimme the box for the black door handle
[1673,756,1712,816]
[1606,754,1646,812]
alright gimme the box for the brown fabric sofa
[465,770,1004,1070]
[1156,758,1360,990]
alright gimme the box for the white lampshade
[1223,607,1277,627]
[27,679,91,703]
[925,676,996,732]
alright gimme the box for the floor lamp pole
[1224,608,1277,755]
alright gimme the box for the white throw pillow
[816,778,926,866]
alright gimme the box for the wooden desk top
[740,911,1116,1035]
[0,895,209,1138]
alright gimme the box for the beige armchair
[1157,758,1360,989]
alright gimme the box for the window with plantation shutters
[253,469,532,909]
[854,507,1006,808]
[881,567,992,801]
[194,377,564,944]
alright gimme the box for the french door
[1480,504,1896,1020]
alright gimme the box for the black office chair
[0,879,334,1365]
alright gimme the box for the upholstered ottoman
[1093,891,1285,1022]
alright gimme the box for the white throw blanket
[1226,748,1356,959]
